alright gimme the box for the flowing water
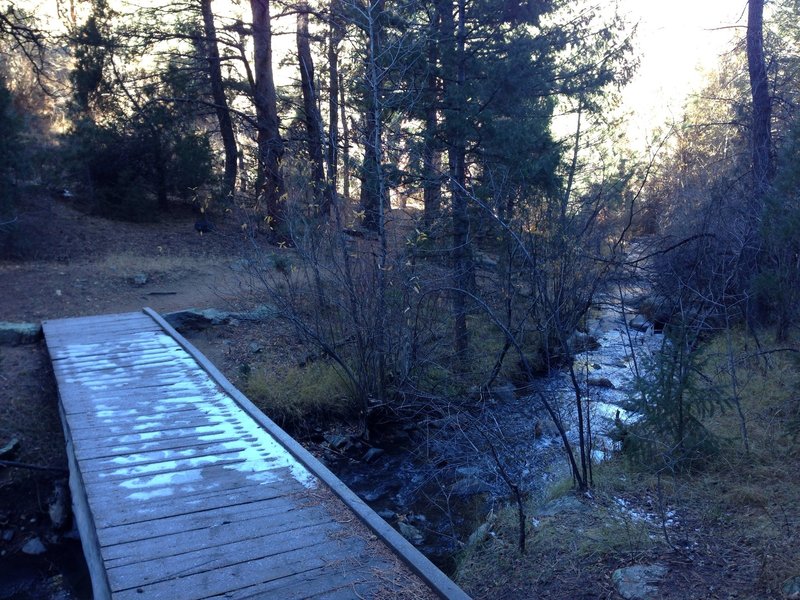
[324,291,664,572]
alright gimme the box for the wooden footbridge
[43,309,469,600]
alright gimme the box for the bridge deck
[43,309,467,600]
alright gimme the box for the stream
[321,290,664,573]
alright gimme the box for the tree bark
[422,5,441,230]
[359,0,388,231]
[747,0,772,202]
[201,0,238,202]
[442,0,472,368]
[325,0,344,214]
[296,2,326,215]
[250,0,288,243]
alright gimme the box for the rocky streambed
[318,292,665,572]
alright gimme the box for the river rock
[587,377,615,389]
[628,315,652,333]
[783,575,800,599]
[0,322,42,346]
[397,521,425,545]
[451,477,492,496]
[611,564,667,600]
[362,447,385,463]
[21,537,46,556]
[568,331,601,354]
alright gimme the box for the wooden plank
[101,497,325,563]
[112,538,352,600]
[201,563,376,600]
[90,469,306,531]
[106,519,342,592]
[79,440,251,473]
[72,429,242,460]
[142,308,471,600]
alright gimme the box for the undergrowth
[456,326,800,599]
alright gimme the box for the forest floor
[1,189,798,599]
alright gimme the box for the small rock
[397,521,425,545]
[324,433,351,451]
[377,509,396,521]
[21,537,47,556]
[628,314,651,333]
[451,477,492,496]
[0,437,20,459]
[491,382,516,403]
[467,523,492,547]
[229,258,253,272]
[568,331,601,354]
[612,564,667,600]
[48,480,70,530]
[248,342,263,354]
[783,575,800,599]
[536,495,590,518]
[0,322,42,346]
[131,273,148,286]
[1,529,13,542]
[362,447,385,463]
[587,377,615,389]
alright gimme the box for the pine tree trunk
[296,3,326,215]
[201,0,238,203]
[325,0,344,214]
[250,0,288,243]
[747,0,772,203]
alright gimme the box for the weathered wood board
[43,310,469,600]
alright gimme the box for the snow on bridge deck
[43,309,468,600]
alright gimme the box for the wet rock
[1,529,13,542]
[611,564,667,600]
[587,377,615,389]
[397,521,425,545]
[21,537,47,556]
[783,575,800,599]
[628,314,652,333]
[362,447,385,463]
[0,322,42,346]
[568,331,601,354]
[451,477,492,496]
[360,480,400,502]
[324,433,351,451]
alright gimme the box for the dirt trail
[0,191,260,598]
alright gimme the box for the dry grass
[244,359,360,431]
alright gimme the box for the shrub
[620,331,728,472]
